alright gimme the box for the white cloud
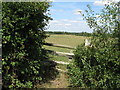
[70,20,84,23]
[47,0,55,2]
[59,19,85,23]
[47,19,92,33]
[47,0,120,3]
[50,20,59,23]
[112,0,120,2]
[94,0,120,6]
[93,1,111,6]
[55,23,63,26]
[60,19,69,22]
[50,0,96,2]
[55,23,71,26]
[65,24,71,26]
[73,9,83,15]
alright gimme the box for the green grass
[46,34,88,47]
[43,45,73,53]
[37,34,83,88]
[56,64,67,70]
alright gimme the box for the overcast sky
[45,0,120,33]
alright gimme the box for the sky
[45,0,120,33]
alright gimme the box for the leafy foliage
[2,2,52,88]
[68,2,120,88]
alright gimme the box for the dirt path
[37,72,69,88]
[36,45,72,88]
[36,60,70,88]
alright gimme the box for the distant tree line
[46,31,113,37]
[46,31,92,37]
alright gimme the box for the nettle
[68,2,120,88]
[2,2,52,88]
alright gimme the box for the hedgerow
[2,2,52,88]
[68,2,120,88]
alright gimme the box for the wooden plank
[55,51,74,56]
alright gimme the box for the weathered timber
[44,43,75,49]
[46,50,74,59]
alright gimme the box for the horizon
[45,30,92,33]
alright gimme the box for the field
[43,45,73,53]
[43,34,88,53]
[39,34,88,88]
[45,34,87,47]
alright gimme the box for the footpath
[36,43,75,88]
[37,58,71,88]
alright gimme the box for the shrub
[2,2,52,88]
[68,2,120,88]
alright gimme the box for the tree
[2,2,52,88]
[68,2,120,88]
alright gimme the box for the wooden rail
[46,50,74,59]
[44,43,75,49]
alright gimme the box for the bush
[2,2,52,88]
[68,40,120,88]
[68,2,120,88]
